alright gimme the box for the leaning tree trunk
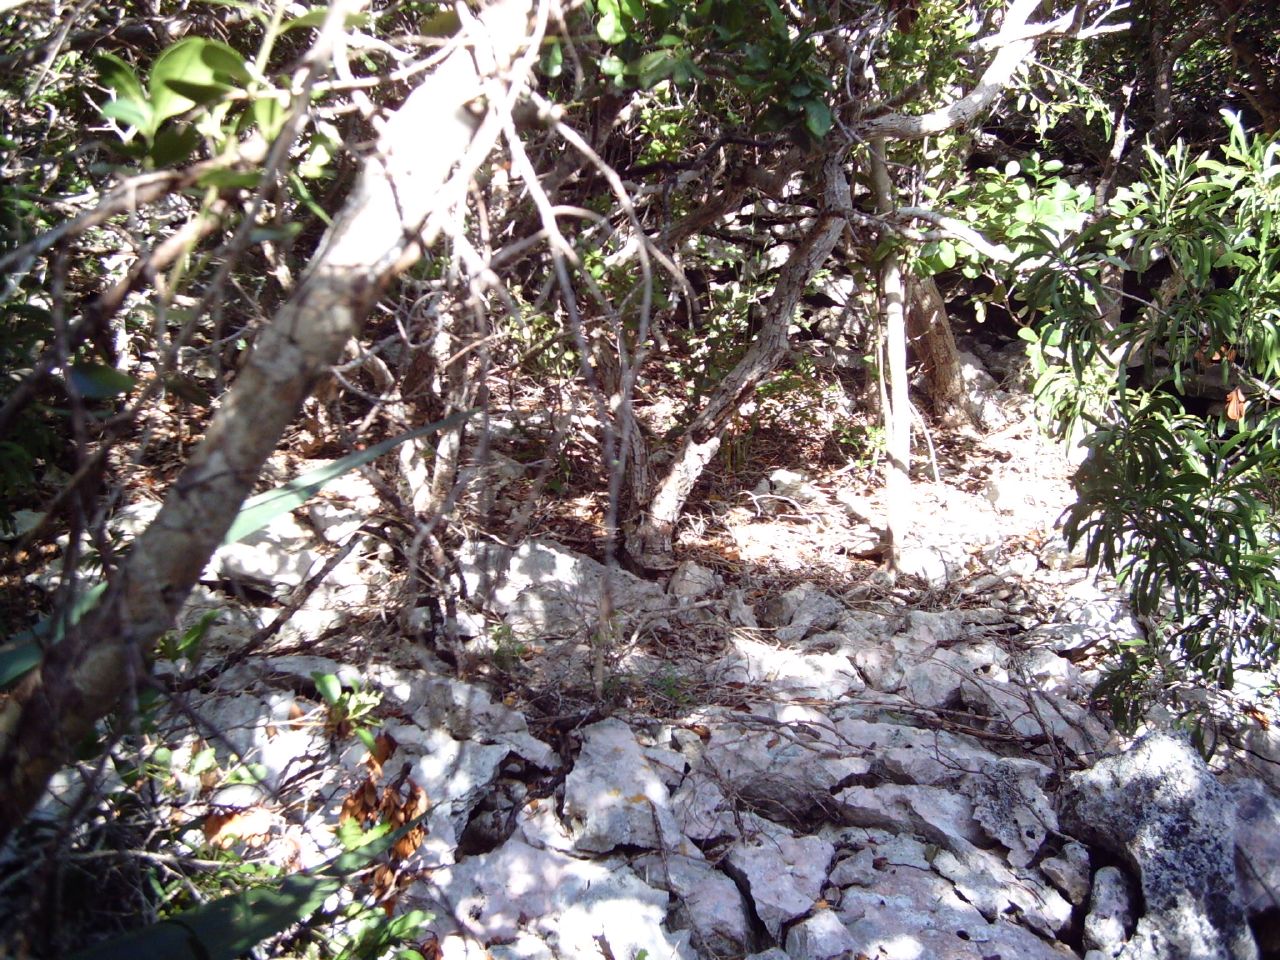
[0,0,535,842]
[626,154,852,568]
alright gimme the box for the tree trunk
[870,140,912,570]
[0,0,535,842]
[906,275,963,418]
[626,155,852,567]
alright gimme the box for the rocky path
[17,345,1280,959]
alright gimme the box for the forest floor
[7,331,1280,959]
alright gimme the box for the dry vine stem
[0,0,540,841]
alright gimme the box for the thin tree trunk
[626,155,851,568]
[0,0,534,841]
[870,139,911,570]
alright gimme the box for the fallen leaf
[204,807,273,849]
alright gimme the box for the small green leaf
[190,747,218,775]
[222,410,475,544]
[539,38,563,78]
[162,77,235,108]
[97,52,146,105]
[803,99,832,139]
[313,671,342,705]
[197,168,263,190]
[101,98,154,135]
[596,0,627,43]
[149,123,202,166]
[631,50,674,88]
[0,641,42,689]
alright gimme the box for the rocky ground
[11,342,1280,959]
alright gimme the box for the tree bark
[870,139,912,570]
[626,155,852,567]
[907,275,963,417]
[0,0,534,842]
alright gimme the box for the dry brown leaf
[372,863,396,902]
[363,730,398,779]
[1227,387,1247,421]
[339,793,364,826]
[382,786,403,824]
[392,826,425,861]
[204,807,273,849]
[404,782,428,819]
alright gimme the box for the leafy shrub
[1018,113,1280,742]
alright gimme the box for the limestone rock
[1084,865,1137,957]
[563,718,685,854]
[1062,732,1258,960]
[960,757,1057,868]
[667,560,719,600]
[424,839,695,960]
[711,635,864,699]
[458,538,668,637]
[692,709,870,821]
[635,851,755,955]
[834,783,986,849]
[932,842,1073,938]
[785,909,857,960]
[833,829,1074,959]
[1041,841,1092,905]
[724,831,834,939]
[1230,778,1280,918]
[760,583,846,643]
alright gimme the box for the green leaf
[222,410,475,544]
[100,98,154,135]
[313,671,342,705]
[803,99,832,139]
[189,747,218,776]
[69,872,343,960]
[68,364,136,399]
[631,50,674,88]
[96,52,146,105]
[149,124,202,167]
[0,640,42,689]
[282,8,373,32]
[2,413,475,691]
[150,38,250,127]
[539,38,564,78]
[162,77,235,108]
[197,168,264,190]
[596,0,627,43]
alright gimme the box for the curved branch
[0,0,537,841]
[859,0,1118,141]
